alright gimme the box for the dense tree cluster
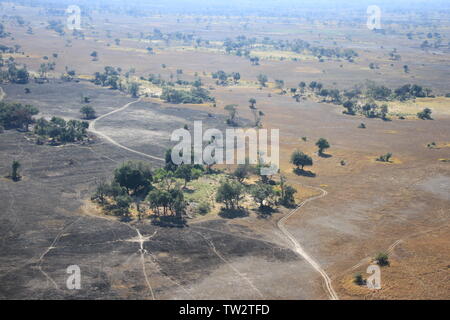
[34,117,89,144]
[0,63,30,84]
[221,35,358,62]
[161,87,215,104]
[0,101,38,131]
[211,70,241,85]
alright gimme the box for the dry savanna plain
[0,1,449,300]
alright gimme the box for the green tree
[290,150,313,171]
[114,161,153,195]
[216,180,244,210]
[224,104,238,126]
[115,194,132,216]
[316,138,330,155]
[175,164,202,188]
[233,164,250,183]
[280,176,297,207]
[257,74,268,87]
[250,182,278,210]
[164,148,178,172]
[80,105,96,119]
[248,98,256,109]
[375,252,389,266]
[129,82,140,98]
[417,108,432,120]
[11,160,20,181]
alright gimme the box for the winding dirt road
[89,98,338,300]
[278,186,339,300]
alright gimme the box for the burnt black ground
[0,83,314,300]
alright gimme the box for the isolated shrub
[358,123,366,129]
[316,138,330,155]
[11,160,21,181]
[197,202,211,215]
[353,273,365,285]
[375,252,389,266]
[417,108,433,120]
[376,153,393,163]
[80,105,96,119]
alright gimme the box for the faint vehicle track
[195,231,264,299]
[88,98,338,299]
[277,186,339,300]
[89,99,164,162]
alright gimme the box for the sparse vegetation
[375,252,390,266]
[376,153,393,163]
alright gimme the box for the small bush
[353,273,365,285]
[197,202,211,215]
[358,123,366,129]
[375,252,389,266]
[376,153,392,163]
[417,108,433,120]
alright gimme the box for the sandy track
[277,186,339,300]
[89,99,165,162]
[89,98,338,299]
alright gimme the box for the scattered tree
[316,138,330,155]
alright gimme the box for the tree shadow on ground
[293,168,316,177]
[255,206,278,219]
[318,152,332,158]
[120,215,132,223]
[152,215,187,228]
[219,208,248,219]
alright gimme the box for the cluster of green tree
[393,84,433,101]
[92,158,205,224]
[161,87,215,104]
[46,20,65,35]
[342,101,389,120]
[350,82,433,102]
[290,139,330,174]
[93,66,121,89]
[211,70,241,85]
[38,62,56,79]
[0,23,10,38]
[0,63,30,84]
[92,66,140,97]
[61,68,76,82]
[217,164,297,214]
[222,36,358,62]
[34,117,89,144]
[140,28,196,44]
[0,44,15,53]
[0,101,39,131]
[146,73,202,88]
[417,108,433,120]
